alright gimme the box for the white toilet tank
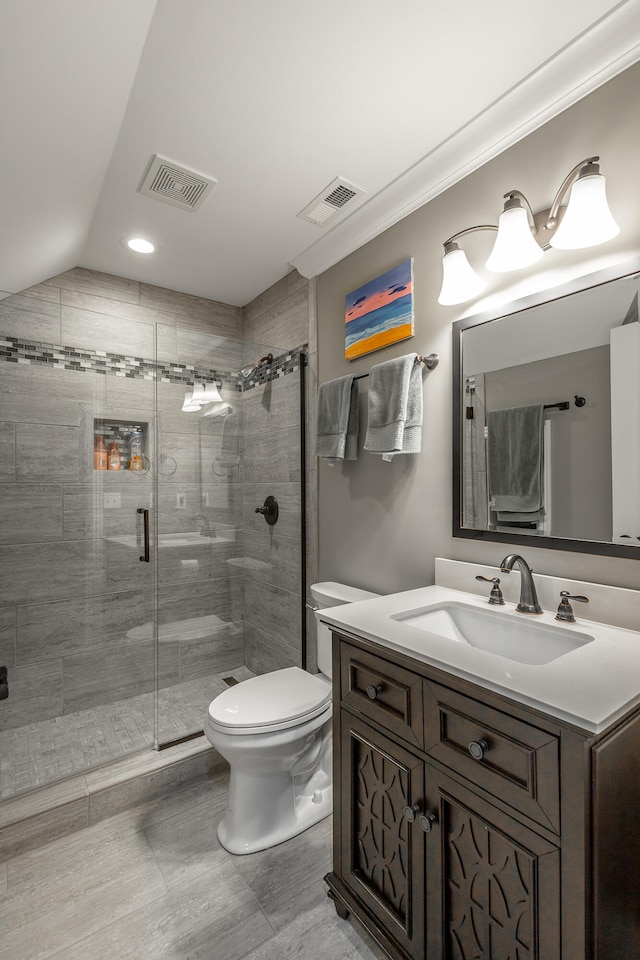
[310,581,380,679]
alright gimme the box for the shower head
[239,353,273,379]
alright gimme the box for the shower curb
[0,735,225,863]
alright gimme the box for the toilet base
[212,713,332,855]
[217,778,332,855]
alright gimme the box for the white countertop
[319,584,640,734]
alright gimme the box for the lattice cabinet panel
[338,715,426,960]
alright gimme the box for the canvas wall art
[344,258,414,361]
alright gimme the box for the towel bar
[354,353,439,381]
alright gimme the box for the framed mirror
[452,257,640,559]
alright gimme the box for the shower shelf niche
[93,418,149,472]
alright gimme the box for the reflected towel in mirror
[487,404,544,517]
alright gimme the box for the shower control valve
[255,495,279,525]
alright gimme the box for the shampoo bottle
[108,441,121,470]
[94,435,107,471]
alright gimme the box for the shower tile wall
[0,267,244,735]
[240,271,316,674]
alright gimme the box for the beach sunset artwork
[345,258,414,361]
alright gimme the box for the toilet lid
[208,667,331,730]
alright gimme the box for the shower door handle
[137,508,150,562]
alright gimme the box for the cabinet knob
[469,738,489,760]
[366,683,383,700]
[402,804,421,822]
[418,811,438,833]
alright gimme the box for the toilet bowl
[205,581,379,854]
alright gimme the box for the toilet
[204,581,379,854]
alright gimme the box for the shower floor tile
[0,669,254,802]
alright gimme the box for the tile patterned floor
[0,764,386,960]
[0,670,254,801]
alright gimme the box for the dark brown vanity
[325,627,640,960]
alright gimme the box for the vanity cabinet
[326,631,640,960]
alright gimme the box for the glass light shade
[181,391,201,412]
[438,247,486,305]
[549,173,620,249]
[485,206,544,272]
[190,384,207,403]
[201,383,223,403]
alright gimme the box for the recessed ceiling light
[127,237,155,254]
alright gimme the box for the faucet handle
[475,575,505,605]
[555,590,589,623]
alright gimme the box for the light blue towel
[364,354,422,459]
[316,375,359,462]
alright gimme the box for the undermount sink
[390,601,594,665]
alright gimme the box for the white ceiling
[1,0,639,307]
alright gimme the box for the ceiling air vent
[297,177,366,227]
[138,154,216,211]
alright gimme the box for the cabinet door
[425,764,561,960]
[338,713,426,960]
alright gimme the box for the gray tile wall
[0,267,244,734]
[240,270,315,675]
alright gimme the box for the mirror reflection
[454,260,640,557]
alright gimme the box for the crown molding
[290,0,640,280]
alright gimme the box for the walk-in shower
[0,269,306,806]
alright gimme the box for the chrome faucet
[499,554,543,615]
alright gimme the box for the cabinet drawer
[340,643,424,748]
[424,679,560,833]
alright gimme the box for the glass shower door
[153,333,307,746]
[0,271,158,801]
[154,333,245,745]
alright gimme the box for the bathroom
[1,3,640,958]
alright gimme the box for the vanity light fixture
[438,156,619,305]
[181,382,225,413]
[485,192,544,272]
[438,225,497,305]
[181,390,201,412]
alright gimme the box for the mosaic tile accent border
[240,345,307,391]
[0,334,307,391]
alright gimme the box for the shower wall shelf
[93,418,149,472]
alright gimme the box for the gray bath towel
[364,353,422,459]
[487,404,544,514]
[316,375,359,462]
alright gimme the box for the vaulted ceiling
[1,0,639,306]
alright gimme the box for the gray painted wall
[316,62,640,595]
